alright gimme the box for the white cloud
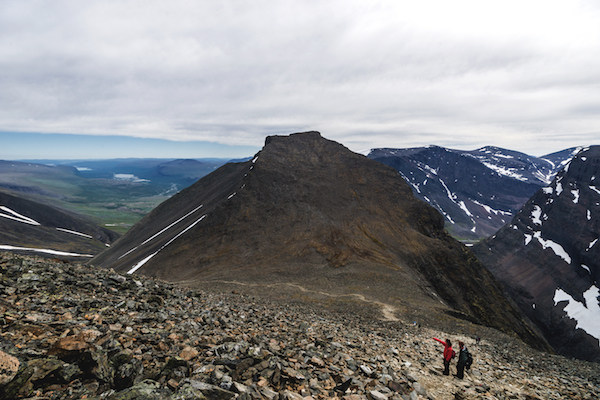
[1,0,600,156]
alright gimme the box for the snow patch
[0,206,41,226]
[458,201,473,217]
[590,186,600,196]
[56,228,93,239]
[572,189,580,204]
[493,153,514,159]
[0,245,93,257]
[554,286,600,343]
[587,210,592,221]
[481,162,527,182]
[524,234,532,246]
[587,238,598,251]
[118,204,204,260]
[472,200,511,216]
[410,182,421,194]
[581,265,591,274]
[531,205,543,225]
[127,252,158,275]
[127,215,207,274]
[534,232,571,264]
[556,183,563,196]
[439,179,457,202]
[542,187,553,195]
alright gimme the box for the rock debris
[1,252,598,399]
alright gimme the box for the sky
[1,0,600,159]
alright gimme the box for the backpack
[465,349,473,370]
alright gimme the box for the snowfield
[554,286,600,345]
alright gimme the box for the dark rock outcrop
[92,132,546,350]
[473,146,600,362]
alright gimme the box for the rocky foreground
[0,253,598,400]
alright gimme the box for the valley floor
[0,252,598,400]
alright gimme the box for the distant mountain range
[0,158,233,234]
[3,147,583,243]
[368,146,580,240]
[473,146,600,362]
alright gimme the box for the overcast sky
[1,0,600,159]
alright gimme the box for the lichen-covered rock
[0,350,19,385]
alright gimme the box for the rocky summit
[90,132,546,351]
[1,252,599,400]
[473,146,600,362]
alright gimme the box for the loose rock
[0,252,599,400]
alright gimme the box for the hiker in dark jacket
[456,341,468,379]
[432,337,455,375]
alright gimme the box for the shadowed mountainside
[91,131,548,351]
[0,189,119,258]
[473,146,600,362]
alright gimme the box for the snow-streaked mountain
[0,189,120,258]
[368,146,580,240]
[473,146,600,362]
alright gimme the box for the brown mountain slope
[91,131,547,350]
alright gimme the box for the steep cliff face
[473,146,600,362]
[92,132,547,349]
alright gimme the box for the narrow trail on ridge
[178,279,400,322]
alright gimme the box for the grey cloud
[1,0,599,155]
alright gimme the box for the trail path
[184,279,400,321]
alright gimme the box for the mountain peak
[91,132,547,349]
[265,130,323,144]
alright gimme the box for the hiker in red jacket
[433,337,455,375]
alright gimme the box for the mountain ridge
[368,145,580,240]
[91,131,548,351]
